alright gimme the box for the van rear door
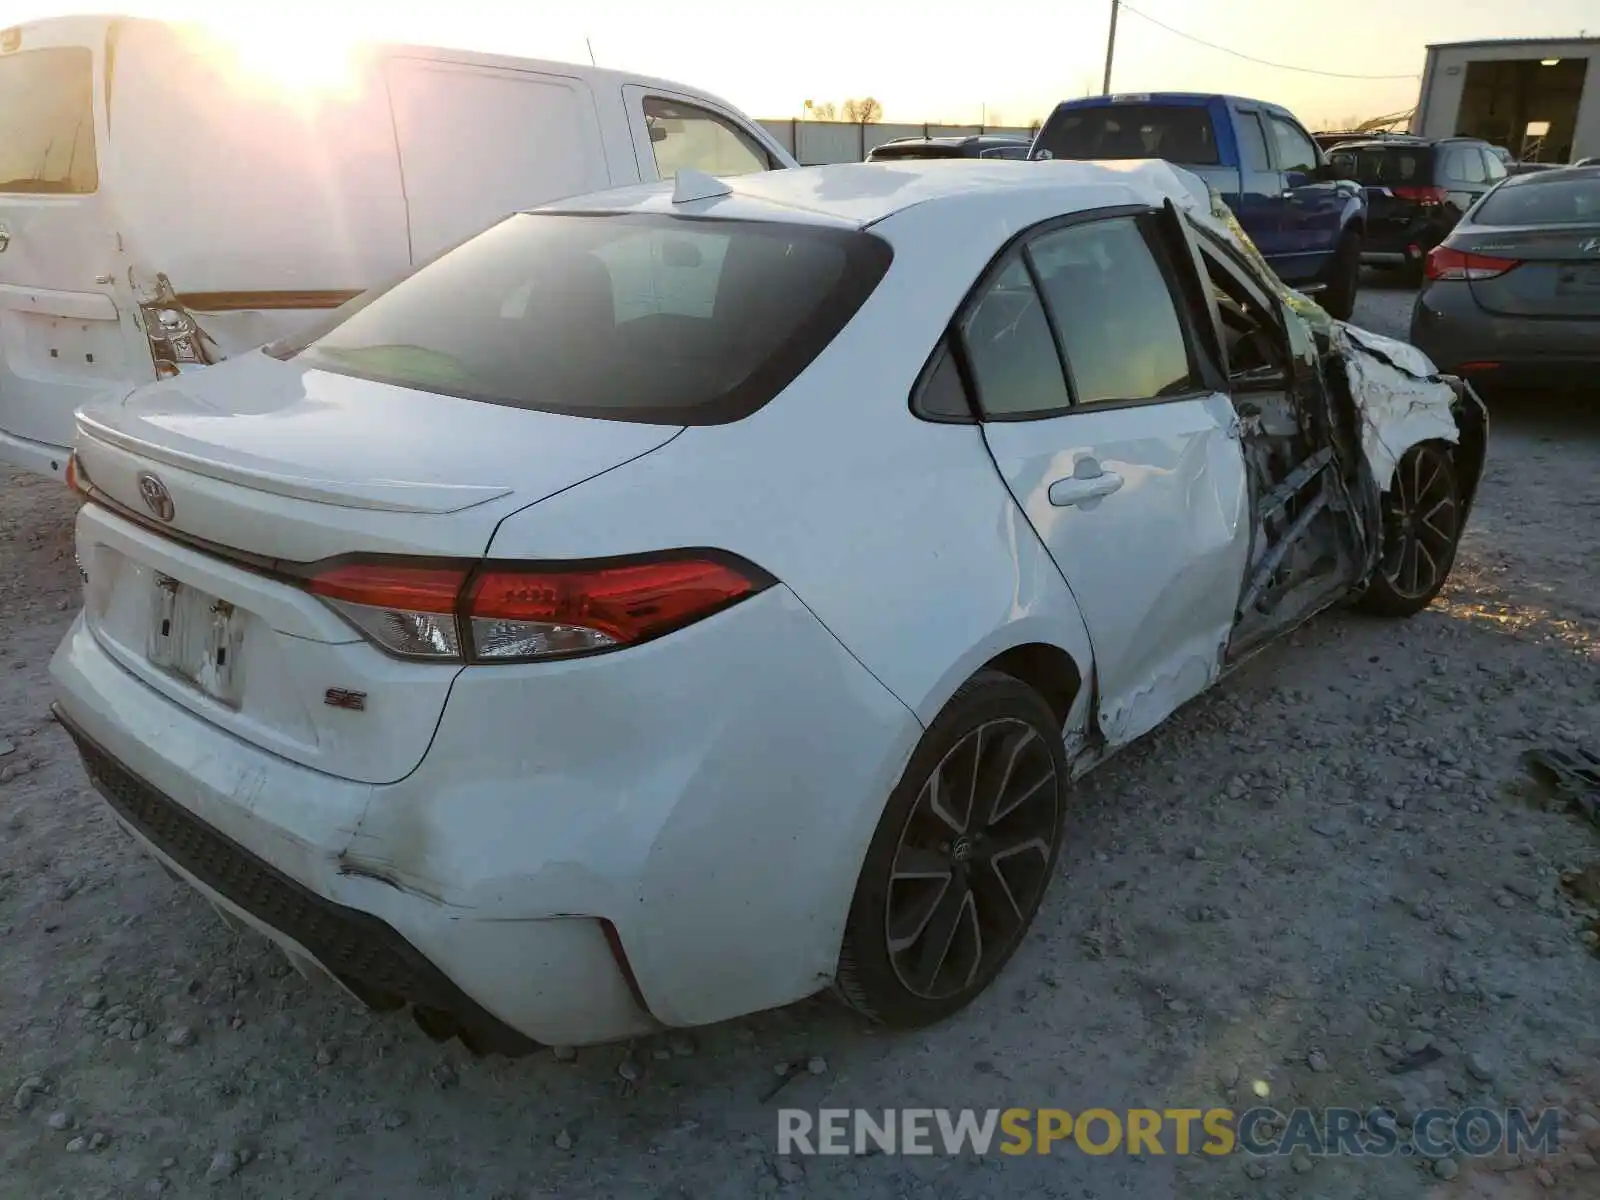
[0,18,140,475]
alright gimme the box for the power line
[1117,2,1421,81]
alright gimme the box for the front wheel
[1320,230,1362,320]
[1357,441,1462,617]
[835,670,1068,1029]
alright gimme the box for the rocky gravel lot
[2,276,1599,1199]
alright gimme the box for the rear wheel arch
[982,642,1083,728]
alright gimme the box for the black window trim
[911,203,1226,425]
[640,94,778,173]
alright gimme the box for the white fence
[756,120,1039,165]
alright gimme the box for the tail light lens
[308,563,468,659]
[1424,246,1521,281]
[304,553,772,663]
[1393,185,1449,206]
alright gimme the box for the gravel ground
[2,276,1599,1199]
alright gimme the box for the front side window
[0,46,97,194]
[644,97,771,178]
[1027,217,1196,406]
[267,212,892,425]
[959,256,1070,418]
[1268,116,1318,174]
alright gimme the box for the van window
[644,98,772,178]
[0,47,97,193]
[266,212,892,425]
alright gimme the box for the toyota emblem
[0,224,10,254]
[136,472,174,522]
[1582,237,1600,254]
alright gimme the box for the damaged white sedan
[50,159,1487,1051]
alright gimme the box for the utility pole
[1101,0,1119,95]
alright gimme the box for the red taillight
[465,557,764,660]
[1424,246,1521,282]
[304,553,770,663]
[1392,185,1448,206]
[307,562,469,659]
[308,563,467,613]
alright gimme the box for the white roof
[542,158,1217,229]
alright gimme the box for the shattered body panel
[1081,164,1489,742]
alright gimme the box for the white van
[0,15,796,478]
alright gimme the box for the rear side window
[1328,146,1434,186]
[1443,146,1487,184]
[645,98,772,178]
[0,47,97,194]
[1236,113,1272,173]
[267,213,892,425]
[1027,217,1195,405]
[1035,105,1220,166]
[1474,175,1600,226]
[960,257,1071,418]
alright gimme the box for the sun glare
[185,18,365,100]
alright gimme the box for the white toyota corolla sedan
[51,159,1487,1053]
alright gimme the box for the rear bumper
[1410,286,1600,388]
[0,427,69,479]
[50,580,920,1044]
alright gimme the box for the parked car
[866,134,1032,162]
[1326,136,1506,280]
[1411,164,1600,391]
[1030,93,1367,319]
[1507,161,1562,177]
[1314,129,1410,154]
[0,15,795,480]
[52,159,1485,1050]
[1575,157,1599,168]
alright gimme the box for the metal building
[1412,37,1599,163]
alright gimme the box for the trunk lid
[72,348,682,784]
[1457,225,1600,318]
[0,17,145,458]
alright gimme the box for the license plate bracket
[147,573,243,707]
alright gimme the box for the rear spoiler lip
[74,406,513,515]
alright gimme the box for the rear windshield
[868,143,965,160]
[1326,146,1433,186]
[0,46,98,194]
[266,213,893,425]
[1473,174,1600,226]
[1034,105,1220,166]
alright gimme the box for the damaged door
[968,208,1251,747]
[1186,223,1373,660]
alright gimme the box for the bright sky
[4,0,1595,128]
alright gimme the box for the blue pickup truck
[1030,93,1367,318]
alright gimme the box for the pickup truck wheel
[1358,441,1461,618]
[1320,231,1361,320]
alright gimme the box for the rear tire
[1357,441,1462,617]
[836,670,1068,1029]
[1320,230,1362,320]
